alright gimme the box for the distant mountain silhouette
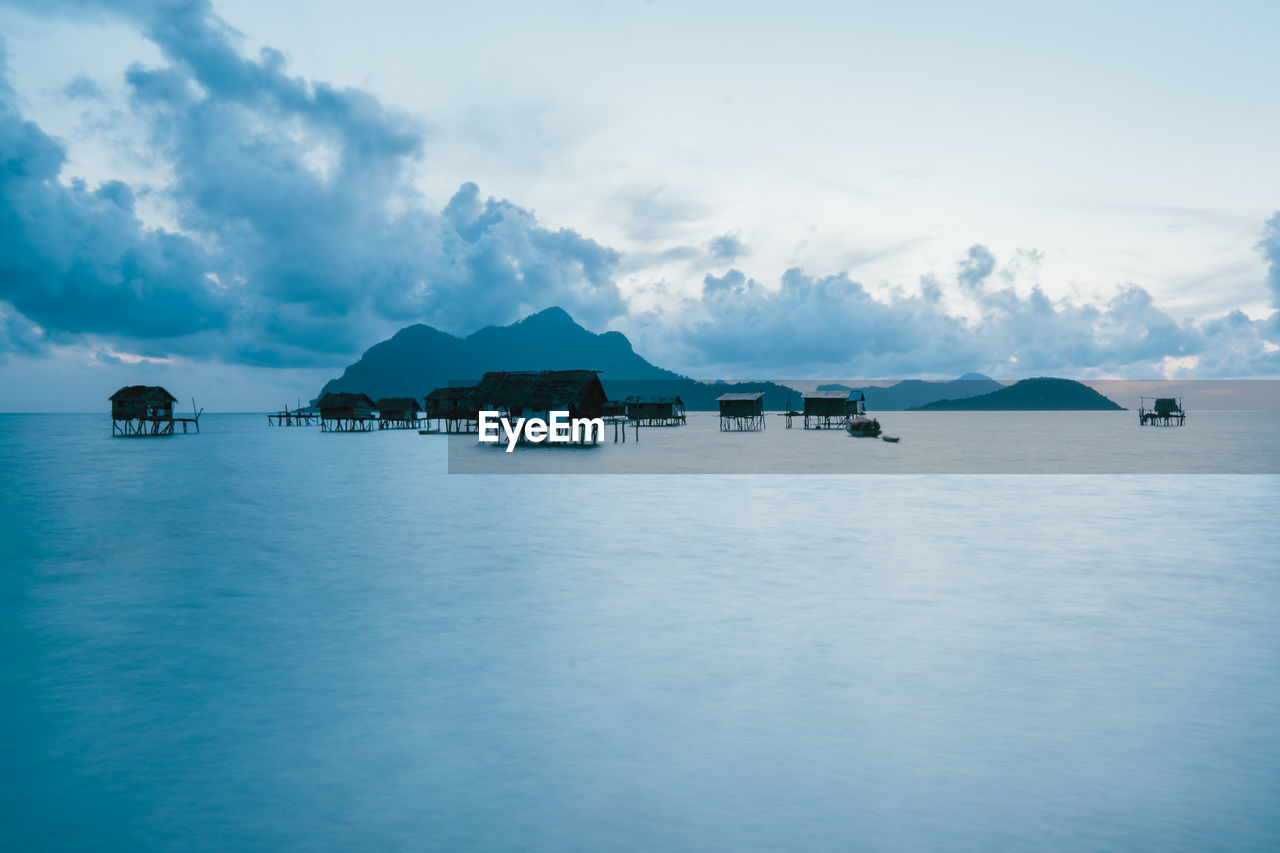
[910,378,1125,411]
[316,307,801,410]
[815,373,1004,410]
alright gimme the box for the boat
[845,415,881,437]
[881,435,900,443]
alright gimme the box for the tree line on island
[313,306,1125,412]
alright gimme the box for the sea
[2,411,1278,851]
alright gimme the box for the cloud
[0,302,47,358]
[957,244,995,289]
[615,185,706,242]
[707,232,749,262]
[0,42,229,342]
[651,244,1280,377]
[1260,212,1280,309]
[0,0,1277,380]
[63,75,105,100]
[689,266,974,373]
[0,2,625,364]
[429,182,623,332]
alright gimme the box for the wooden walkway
[113,416,199,436]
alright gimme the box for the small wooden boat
[845,415,881,437]
[881,435,900,443]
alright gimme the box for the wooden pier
[267,403,318,426]
[110,386,201,436]
[113,414,200,436]
[605,415,640,443]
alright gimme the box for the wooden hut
[472,370,608,424]
[109,385,199,436]
[799,390,858,429]
[375,397,422,430]
[623,395,686,426]
[424,386,478,433]
[317,392,376,432]
[717,392,765,431]
[1139,396,1186,426]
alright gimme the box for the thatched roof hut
[623,395,684,420]
[424,386,477,419]
[110,385,177,419]
[317,392,375,418]
[471,370,608,419]
[375,397,420,420]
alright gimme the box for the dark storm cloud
[116,0,624,341]
[0,0,624,364]
[0,302,47,357]
[0,42,227,342]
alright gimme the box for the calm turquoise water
[3,413,1279,851]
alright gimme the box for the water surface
[2,414,1278,851]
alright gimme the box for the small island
[910,378,1125,411]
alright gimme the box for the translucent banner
[438,379,1280,474]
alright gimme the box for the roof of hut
[623,395,683,404]
[425,385,475,402]
[317,392,375,409]
[473,370,604,412]
[109,385,177,403]
[716,392,765,401]
[375,397,420,412]
[802,390,852,400]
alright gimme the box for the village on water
[107,371,1181,446]
[107,368,906,445]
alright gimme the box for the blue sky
[0,0,1278,409]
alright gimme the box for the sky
[0,0,1278,410]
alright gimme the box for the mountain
[910,378,1125,411]
[815,373,1004,410]
[316,307,801,410]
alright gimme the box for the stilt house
[424,386,479,433]
[317,392,376,432]
[376,397,422,429]
[717,392,766,431]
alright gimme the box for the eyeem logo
[478,411,605,452]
